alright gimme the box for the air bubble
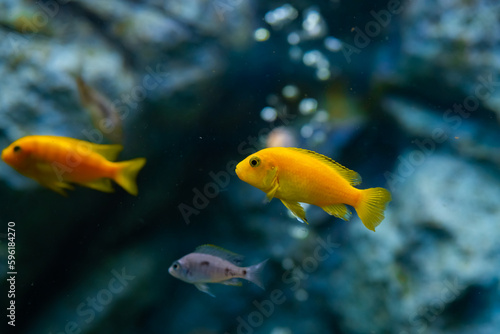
[254,28,270,42]
[299,98,318,114]
[260,106,277,122]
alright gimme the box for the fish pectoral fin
[77,178,114,193]
[194,283,215,297]
[34,161,54,174]
[321,203,352,221]
[264,167,279,202]
[222,278,243,287]
[281,200,308,224]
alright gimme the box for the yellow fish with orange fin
[235,147,391,231]
[1,135,146,196]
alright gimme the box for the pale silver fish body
[169,253,249,284]
[169,248,267,297]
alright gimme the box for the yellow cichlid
[1,135,146,196]
[235,147,392,231]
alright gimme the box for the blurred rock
[400,0,500,122]
[328,152,500,333]
[0,0,251,190]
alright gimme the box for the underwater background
[1,0,500,333]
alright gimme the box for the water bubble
[324,36,342,52]
[300,124,314,138]
[266,127,298,147]
[303,50,322,66]
[295,289,309,301]
[264,11,277,25]
[312,130,326,144]
[289,46,303,61]
[264,4,298,28]
[289,225,309,239]
[302,8,326,38]
[316,67,331,80]
[254,28,270,42]
[287,32,300,45]
[282,84,299,99]
[299,98,318,114]
[260,106,277,122]
[303,10,320,31]
[312,109,329,123]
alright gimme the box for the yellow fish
[235,147,391,231]
[1,135,146,196]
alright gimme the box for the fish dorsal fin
[87,144,123,161]
[43,136,123,161]
[194,244,244,266]
[287,147,362,186]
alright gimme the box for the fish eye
[249,156,261,168]
[13,146,21,153]
[172,263,179,270]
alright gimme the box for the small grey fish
[168,244,268,297]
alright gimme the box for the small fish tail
[114,158,146,195]
[355,187,392,232]
[245,259,268,290]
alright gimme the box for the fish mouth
[235,162,243,177]
[1,148,8,163]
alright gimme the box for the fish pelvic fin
[355,187,392,232]
[281,200,308,224]
[195,283,215,297]
[321,203,352,221]
[39,180,75,196]
[244,259,268,290]
[114,158,146,195]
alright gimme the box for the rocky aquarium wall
[0,0,499,333]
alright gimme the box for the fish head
[168,259,192,283]
[1,138,32,170]
[235,150,277,191]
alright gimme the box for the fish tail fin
[355,187,392,232]
[245,259,268,290]
[114,158,146,195]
